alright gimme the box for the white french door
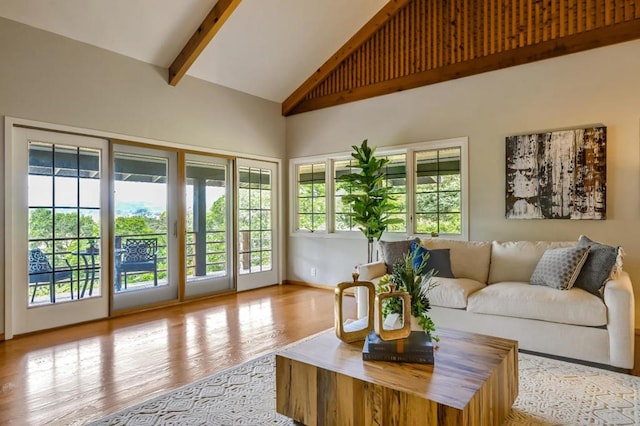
[236,159,278,291]
[111,144,179,312]
[5,125,281,335]
[6,128,110,335]
[184,154,234,297]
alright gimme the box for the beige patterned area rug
[92,352,640,426]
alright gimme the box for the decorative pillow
[574,235,622,297]
[410,241,455,278]
[378,238,419,273]
[426,249,455,278]
[411,241,430,272]
[530,246,590,290]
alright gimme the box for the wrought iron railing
[28,229,233,304]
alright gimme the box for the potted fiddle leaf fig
[337,140,401,263]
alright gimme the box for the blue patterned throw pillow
[530,246,590,290]
[410,241,455,278]
[411,241,430,272]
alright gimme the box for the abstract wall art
[506,126,606,220]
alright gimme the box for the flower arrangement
[376,248,439,341]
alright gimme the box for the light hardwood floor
[0,284,352,425]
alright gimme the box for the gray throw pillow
[530,246,590,290]
[425,248,455,278]
[574,235,620,297]
[378,238,419,273]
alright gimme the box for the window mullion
[406,149,416,236]
[327,159,336,233]
[436,149,441,235]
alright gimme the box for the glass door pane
[28,143,102,306]
[9,127,109,336]
[236,159,278,291]
[415,148,462,236]
[112,145,178,311]
[185,155,233,297]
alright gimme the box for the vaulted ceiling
[1,0,639,117]
[0,0,387,103]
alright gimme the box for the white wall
[0,18,286,333]
[286,40,640,323]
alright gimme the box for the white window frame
[331,154,357,235]
[289,137,468,241]
[290,158,328,234]
[289,155,330,235]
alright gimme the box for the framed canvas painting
[506,126,606,219]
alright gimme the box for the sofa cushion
[530,246,590,290]
[426,277,485,309]
[467,282,607,326]
[428,249,455,278]
[574,235,622,297]
[378,238,419,274]
[411,241,430,271]
[421,239,491,283]
[412,243,455,278]
[488,241,575,284]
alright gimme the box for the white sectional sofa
[358,238,635,370]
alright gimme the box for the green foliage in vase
[376,248,440,341]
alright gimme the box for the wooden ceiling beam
[168,0,242,86]
[281,0,411,116]
[288,19,640,116]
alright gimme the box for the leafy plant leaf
[336,139,400,243]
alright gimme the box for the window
[28,142,102,305]
[290,137,467,239]
[333,154,407,233]
[113,152,169,292]
[415,147,462,235]
[296,162,326,232]
[238,166,273,274]
[334,159,356,231]
[185,160,229,278]
[381,153,407,232]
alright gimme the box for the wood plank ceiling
[283,0,640,116]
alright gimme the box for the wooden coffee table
[276,328,518,426]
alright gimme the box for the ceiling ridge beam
[168,0,242,86]
[282,0,411,116]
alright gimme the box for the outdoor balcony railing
[27,228,273,305]
[29,230,228,305]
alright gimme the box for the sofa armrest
[359,261,386,281]
[354,261,386,319]
[604,271,635,369]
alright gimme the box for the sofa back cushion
[378,238,419,274]
[420,239,491,283]
[573,235,622,297]
[488,241,575,284]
